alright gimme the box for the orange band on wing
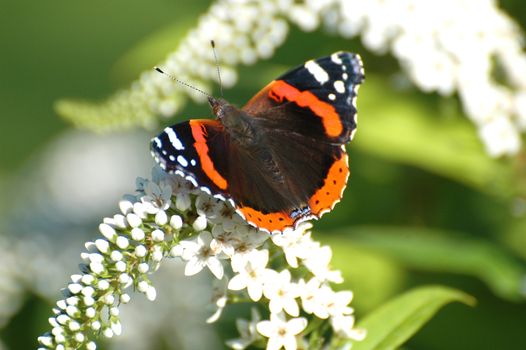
[237,206,295,233]
[189,120,228,190]
[269,80,343,138]
[309,153,349,216]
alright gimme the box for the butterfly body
[151,52,364,233]
[211,98,259,147]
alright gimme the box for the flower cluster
[57,0,526,157]
[56,0,289,132]
[302,0,526,156]
[37,167,364,350]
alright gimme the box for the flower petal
[228,275,248,291]
[247,282,263,301]
[184,258,205,276]
[256,320,275,337]
[283,299,299,317]
[267,336,285,350]
[282,334,297,350]
[287,318,307,335]
[207,257,224,279]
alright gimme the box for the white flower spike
[38,166,363,349]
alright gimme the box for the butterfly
[151,51,364,234]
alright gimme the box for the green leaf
[327,242,408,312]
[355,74,514,197]
[335,226,526,301]
[352,285,475,350]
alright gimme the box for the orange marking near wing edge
[309,153,349,216]
[189,120,228,190]
[237,206,295,233]
[269,80,343,138]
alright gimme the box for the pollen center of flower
[201,247,212,257]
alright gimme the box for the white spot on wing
[190,159,196,166]
[305,60,329,84]
[164,127,185,150]
[153,137,162,148]
[350,128,358,140]
[343,73,348,80]
[328,93,336,101]
[334,80,345,93]
[177,155,188,167]
[331,53,343,64]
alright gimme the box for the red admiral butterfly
[151,52,364,234]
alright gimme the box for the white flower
[330,315,366,341]
[300,284,354,320]
[192,215,208,231]
[228,249,276,301]
[479,116,522,157]
[298,278,324,316]
[196,194,223,218]
[322,287,354,319]
[226,308,262,350]
[140,181,172,214]
[175,193,192,211]
[210,222,269,257]
[271,223,314,268]
[303,245,343,283]
[263,270,300,317]
[256,312,307,350]
[232,226,269,255]
[210,226,242,257]
[178,231,225,279]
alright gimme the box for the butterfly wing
[243,51,364,144]
[234,51,364,230]
[151,120,231,198]
[230,129,350,231]
[151,118,322,232]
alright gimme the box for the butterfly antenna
[154,67,213,99]
[210,40,224,97]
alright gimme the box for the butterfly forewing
[151,120,230,197]
[243,51,364,144]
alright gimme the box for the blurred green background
[1,0,526,349]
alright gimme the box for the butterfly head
[208,96,237,121]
